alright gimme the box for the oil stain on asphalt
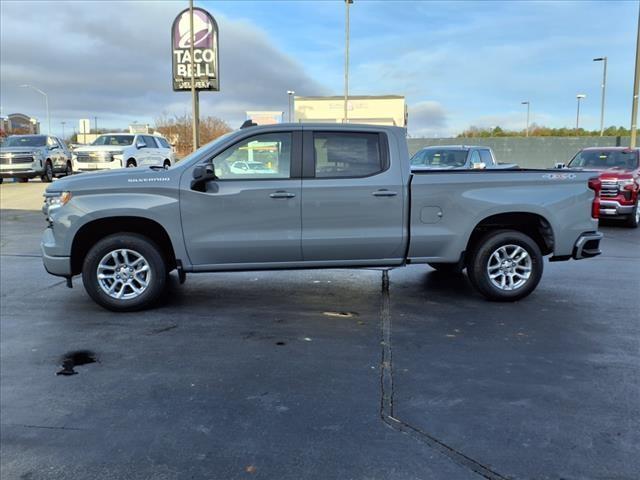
[56,350,97,376]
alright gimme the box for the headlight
[43,191,72,215]
[617,178,636,188]
[32,150,43,158]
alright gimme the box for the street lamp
[575,94,586,131]
[593,57,608,136]
[287,90,295,122]
[19,84,50,134]
[344,0,354,124]
[61,121,66,139]
[521,101,530,137]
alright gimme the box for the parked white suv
[72,133,175,172]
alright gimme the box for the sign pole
[189,0,200,151]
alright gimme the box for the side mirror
[136,140,145,149]
[555,162,567,169]
[191,162,217,191]
[49,145,58,150]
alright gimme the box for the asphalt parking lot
[1,181,639,480]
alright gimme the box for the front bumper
[73,160,123,172]
[0,169,42,178]
[41,227,72,277]
[600,200,635,217]
[572,232,603,260]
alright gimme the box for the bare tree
[155,113,231,157]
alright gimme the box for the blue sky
[0,0,637,137]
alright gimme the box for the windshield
[411,148,468,168]
[4,136,46,148]
[568,150,638,170]
[92,135,133,146]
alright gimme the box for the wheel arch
[464,212,554,260]
[70,216,176,275]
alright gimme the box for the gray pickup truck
[41,124,603,311]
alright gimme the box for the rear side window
[479,149,494,165]
[313,132,383,178]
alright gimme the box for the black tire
[428,262,463,274]
[0,177,3,184]
[624,203,639,228]
[82,233,167,312]
[466,230,543,302]
[65,161,73,176]
[41,161,53,182]
[126,159,137,168]
[19,177,29,183]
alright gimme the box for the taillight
[588,177,601,219]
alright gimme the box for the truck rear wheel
[467,230,543,302]
[82,233,167,311]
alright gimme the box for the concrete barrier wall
[407,136,631,169]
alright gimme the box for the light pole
[521,101,530,137]
[61,121,66,139]
[631,5,640,148]
[287,90,295,122]
[344,0,353,124]
[575,94,586,131]
[593,57,607,136]
[19,84,50,134]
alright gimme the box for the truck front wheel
[82,233,167,311]
[467,230,543,302]
[624,202,639,228]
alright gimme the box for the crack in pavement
[378,270,511,480]
[2,423,83,431]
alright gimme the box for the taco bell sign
[172,7,219,91]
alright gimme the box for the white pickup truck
[42,124,603,311]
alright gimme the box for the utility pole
[189,0,200,151]
[344,0,353,124]
[593,57,607,136]
[19,84,50,134]
[61,121,66,139]
[521,101,530,137]
[631,5,640,148]
[94,116,98,134]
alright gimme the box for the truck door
[300,129,405,262]
[180,130,303,266]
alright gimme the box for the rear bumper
[572,232,603,260]
[600,200,635,217]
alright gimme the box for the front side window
[479,149,494,165]
[157,137,171,148]
[469,150,482,165]
[314,132,382,178]
[214,132,291,180]
[143,136,158,148]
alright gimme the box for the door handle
[372,189,398,197]
[269,191,296,199]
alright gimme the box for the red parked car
[561,147,639,228]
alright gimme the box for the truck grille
[600,180,619,198]
[0,155,34,165]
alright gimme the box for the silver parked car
[410,146,517,170]
[0,134,72,183]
